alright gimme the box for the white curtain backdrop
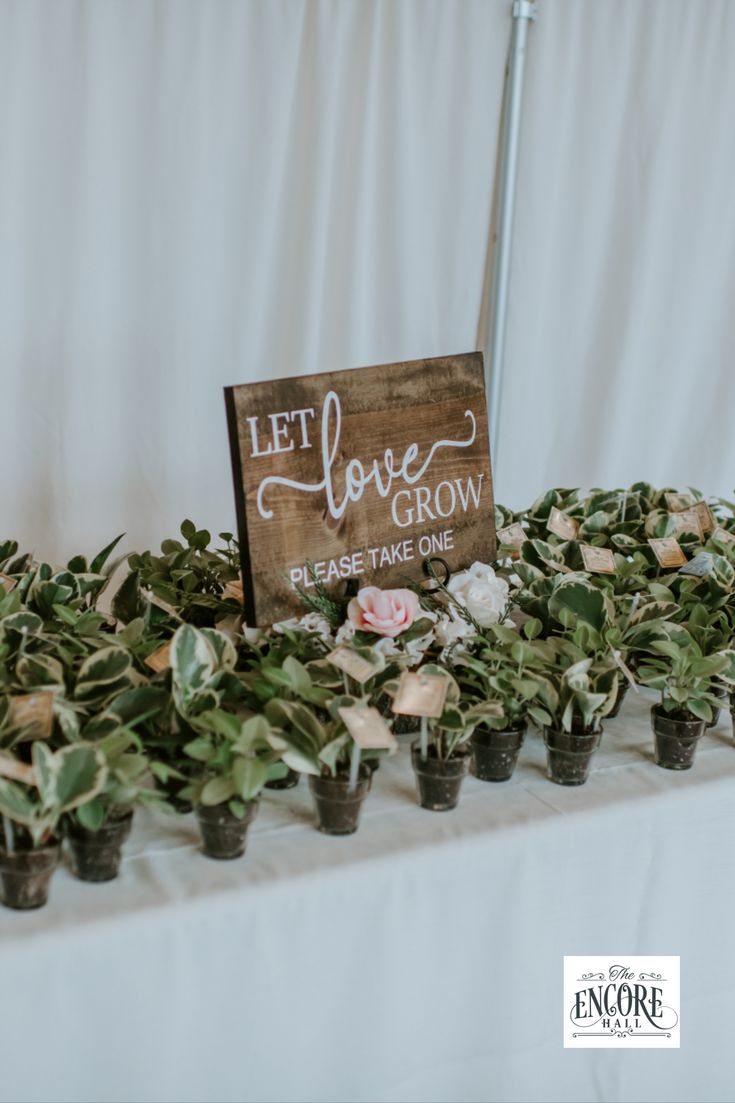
[2,0,734,565]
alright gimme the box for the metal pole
[486,0,538,458]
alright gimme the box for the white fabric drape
[1,0,734,556]
[2,689,734,1103]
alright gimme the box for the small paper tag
[0,753,36,785]
[679,552,715,577]
[664,492,694,513]
[669,507,703,541]
[579,544,616,575]
[497,523,526,560]
[0,573,17,593]
[692,501,715,534]
[145,640,172,673]
[649,537,687,569]
[9,692,54,741]
[547,507,579,541]
[392,671,449,719]
[328,647,376,685]
[338,706,397,750]
[712,525,735,545]
[223,579,245,604]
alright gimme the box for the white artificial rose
[445,562,509,627]
[434,610,475,648]
[215,613,264,646]
[335,620,356,645]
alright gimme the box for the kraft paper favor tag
[497,523,526,559]
[579,544,616,575]
[712,525,735,545]
[0,573,17,593]
[679,552,715,577]
[664,492,694,513]
[649,537,687,569]
[392,671,449,719]
[338,706,397,751]
[9,692,54,741]
[0,753,36,785]
[145,640,172,673]
[547,507,579,541]
[223,579,245,604]
[328,647,376,685]
[668,507,703,541]
[692,501,715,534]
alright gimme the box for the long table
[2,687,734,1103]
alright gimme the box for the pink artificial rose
[347,586,419,639]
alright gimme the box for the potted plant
[637,636,733,769]
[264,665,393,834]
[64,684,169,881]
[382,664,476,811]
[168,623,278,858]
[451,622,552,781]
[532,637,618,786]
[0,741,107,908]
[113,520,244,631]
[240,633,338,789]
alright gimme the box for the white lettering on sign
[247,408,316,456]
[253,391,478,522]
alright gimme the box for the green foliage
[0,742,107,847]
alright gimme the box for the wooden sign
[225,353,495,624]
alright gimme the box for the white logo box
[564,957,680,1049]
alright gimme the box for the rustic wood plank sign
[225,352,495,624]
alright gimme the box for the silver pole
[486,0,538,458]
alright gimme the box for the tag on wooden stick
[692,501,715,535]
[9,692,54,741]
[337,706,397,750]
[712,525,735,545]
[496,523,526,560]
[664,492,694,513]
[0,753,37,785]
[144,640,172,673]
[579,544,616,575]
[0,573,17,593]
[392,671,449,719]
[649,537,687,569]
[547,507,579,541]
[328,647,376,685]
[679,552,715,577]
[223,579,245,604]
[669,507,703,541]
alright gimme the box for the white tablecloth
[2,688,734,1103]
